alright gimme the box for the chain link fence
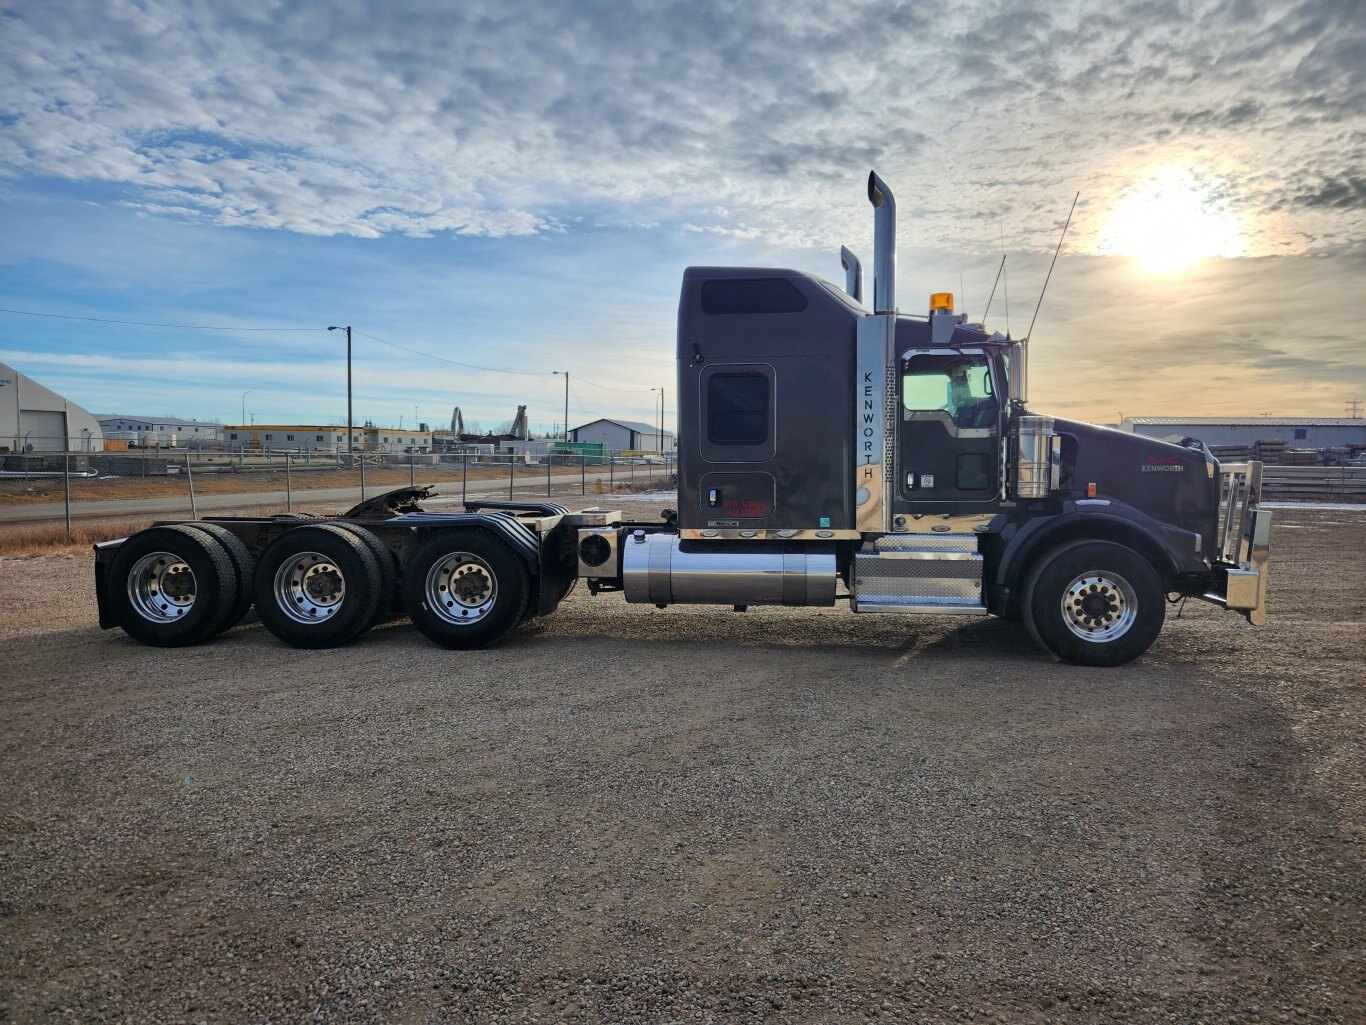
[0,439,678,544]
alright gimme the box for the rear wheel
[108,525,238,647]
[185,522,256,631]
[1022,540,1165,667]
[331,523,402,624]
[253,524,381,648]
[404,531,528,649]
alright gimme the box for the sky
[1,0,1363,434]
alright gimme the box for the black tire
[186,522,256,631]
[331,523,403,624]
[253,524,382,649]
[404,530,529,649]
[108,525,238,647]
[1022,540,1165,667]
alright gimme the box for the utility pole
[1348,398,1363,418]
[554,371,569,442]
[328,325,353,467]
[652,386,666,454]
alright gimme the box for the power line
[0,306,322,331]
[1,304,659,391]
[354,330,653,391]
[353,329,546,377]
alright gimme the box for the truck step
[851,534,986,614]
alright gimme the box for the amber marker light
[1087,483,1098,497]
[929,292,954,312]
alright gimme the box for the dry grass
[0,466,520,505]
[0,517,155,558]
[0,505,292,558]
[0,463,662,505]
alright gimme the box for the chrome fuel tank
[622,533,837,606]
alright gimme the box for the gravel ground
[0,502,1362,1024]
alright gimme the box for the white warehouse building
[98,415,224,448]
[1119,417,1366,449]
[570,418,676,453]
[0,360,105,453]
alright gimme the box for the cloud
[0,0,1360,256]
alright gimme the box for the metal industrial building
[98,415,223,447]
[570,418,676,453]
[0,361,104,452]
[224,425,362,454]
[1118,417,1366,449]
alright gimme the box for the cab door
[897,349,1002,507]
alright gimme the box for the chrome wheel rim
[1060,570,1138,642]
[127,551,196,622]
[274,551,346,624]
[425,552,496,625]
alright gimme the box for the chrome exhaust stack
[840,246,863,303]
[867,171,896,314]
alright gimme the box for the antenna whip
[982,253,1006,322]
[1025,191,1079,343]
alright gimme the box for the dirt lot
[0,504,1362,1024]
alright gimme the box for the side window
[708,372,769,445]
[699,363,776,463]
[902,354,997,428]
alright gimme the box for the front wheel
[404,531,528,649]
[1022,540,1165,667]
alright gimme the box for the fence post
[581,456,586,495]
[462,453,468,506]
[547,453,552,496]
[185,451,198,519]
[63,452,72,541]
[410,457,416,488]
[359,451,366,501]
[609,455,614,489]
[509,455,515,500]
[286,453,293,512]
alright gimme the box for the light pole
[328,325,353,466]
[241,390,251,426]
[553,371,569,443]
[651,386,666,455]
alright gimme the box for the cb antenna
[1024,191,1079,343]
[982,252,1006,323]
[1001,226,1011,337]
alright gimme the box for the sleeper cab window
[701,364,776,463]
[700,278,807,315]
[708,372,769,445]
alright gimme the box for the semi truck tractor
[93,171,1271,666]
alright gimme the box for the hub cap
[127,551,196,622]
[1060,571,1138,643]
[425,552,496,625]
[274,551,346,624]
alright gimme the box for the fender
[394,511,546,577]
[995,498,1205,592]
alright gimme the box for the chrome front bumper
[1199,461,1272,625]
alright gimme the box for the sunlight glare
[1102,169,1244,273]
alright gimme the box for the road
[0,469,667,524]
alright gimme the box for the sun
[1101,169,1244,273]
